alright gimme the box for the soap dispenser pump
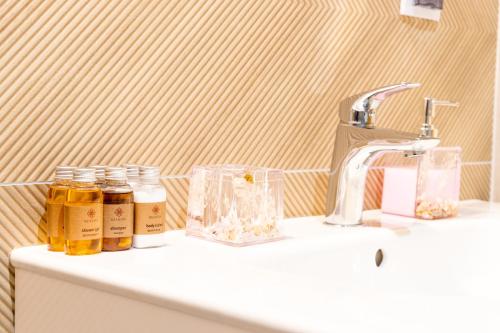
[420,97,459,138]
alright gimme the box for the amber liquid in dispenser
[64,169,103,255]
[102,188,133,251]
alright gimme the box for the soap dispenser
[417,98,462,219]
[382,97,461,219]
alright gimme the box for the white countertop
[11,200,500,333]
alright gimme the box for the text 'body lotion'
[133,166,167,248]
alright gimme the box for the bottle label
[134,202,166,235]
[103,203,134,238]
[64,204,103,241]
[47,202,64,237]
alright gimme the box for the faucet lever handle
[342,82,421,129]
[420,97,459,138]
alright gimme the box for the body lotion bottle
[133,166,167,248]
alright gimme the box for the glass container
[186,165,284,246]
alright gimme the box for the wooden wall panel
[0,1,497,331]
[0,0,497,183]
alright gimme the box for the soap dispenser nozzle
[420,97,459,138]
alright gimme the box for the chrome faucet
[325,82,455,226]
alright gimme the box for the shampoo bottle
[102,167,134,251]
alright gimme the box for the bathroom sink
[11,200,500,333]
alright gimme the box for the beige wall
[493,0,500,202]
[495,105,500,200]
[494,97,500,201]
[0,1,497,331]
[490,1,500,202]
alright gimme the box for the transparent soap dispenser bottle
[416,97,461,219]
[381,97,461,219]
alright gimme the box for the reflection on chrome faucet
[325,82,440,226]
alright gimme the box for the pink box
[381,167,418,217]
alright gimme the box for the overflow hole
[375,249,384,267]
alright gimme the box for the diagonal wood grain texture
[0,0,497,331]
[0,0,497,182]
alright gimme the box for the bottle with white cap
[47,166,75,251]
[133,166,167,248]
[123,164,140,188]
[64,168,103,255]
[102,167,134,251]
[90,165,106,187]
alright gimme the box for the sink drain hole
[375,249,384,267]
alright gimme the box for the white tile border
[492,2,500,202]
[0,162,491,187]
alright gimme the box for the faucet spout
[325,83,440,226]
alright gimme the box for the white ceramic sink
[11,200,500,333]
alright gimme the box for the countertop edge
[11,246,295,333]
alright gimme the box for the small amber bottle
[64,168,103,255]
[47,166,75,251]
[90,165,106,188]
[102,167,134,251]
